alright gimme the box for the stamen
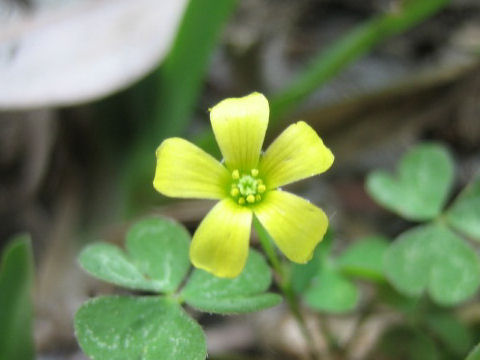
[230,169,267,205]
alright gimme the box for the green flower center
[230,168,266,205]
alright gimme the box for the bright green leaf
[426,313,473,357]
[125,217,190,292]
[181,250,281,314]
[337,236,389,281]
[184,293,282,314]
[0,234,34,360]
[79,243,161,292]
[366,143,454,221]
[384,224,480,305]
[304,265,359,313]
[75,296,206,360]
[446,177,480,241]
[79,217,190,293]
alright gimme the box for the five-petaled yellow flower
[153,93,334,278]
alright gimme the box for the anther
[232,169,240,180]
[246,194,255,203]
[238,197,245,205]
[230,187,239,197]
[257,184,266,193]
[251,169,259,177]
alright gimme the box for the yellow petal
[154,138,229,199]
[259,121,334,189]
[210,92,269,171]
[254,190,328,263]
[190,199,253,278]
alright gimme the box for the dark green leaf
[0,234,34,360]
[446,177,480,241]
[337,236,389,281]
[75,296,206,360]
[377,326,439,360]
[79,217,190,293]
[153,0,237,139]
[181,250,281,314]
[426,313,472,357]
[366,143,454,221]
[304,265,359,313]
[291,228,333,294]
[377,283,420,314]
[384,224,480,305]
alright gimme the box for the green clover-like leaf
[466,343,480,360]
[426,313,473,357]
[0,234,34,360]
[291,229,333,294]
[336,236,389,281]
[181,250,282,314]
[446,177,480,241]
[79,217,190,293]
[384,224,480,305]
[366,143,454,221]
[303,264,359,313]
[292,230,359,314]
[75,296,206,360]
[377,326,439,360]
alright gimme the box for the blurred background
[1,0,480,359]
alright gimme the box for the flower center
[230,168,266,205]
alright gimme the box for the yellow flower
[153,93,334,278]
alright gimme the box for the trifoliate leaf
[181,250,281,314]
[446,177,480,241]
[125,217,190,291]
[0,234,34,360]
[79,217,190,293]
[336,236,389,281]
[75,296,206,360]
[384,224,480,305]
[304,265,359,313]
[366,143,454,221]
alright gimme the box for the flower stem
[253,217,325,360]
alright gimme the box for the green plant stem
[253,218,329,360]
[269,0,450,122]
